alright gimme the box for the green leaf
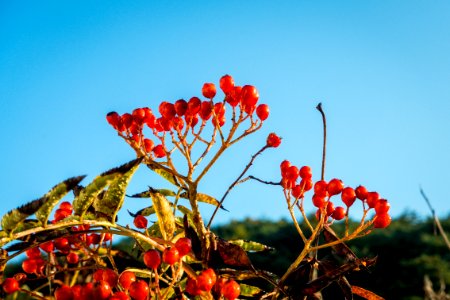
[239,283,264,297]
[128,188,176,198]
[149,189,176,240]
[1,201,43,233]
[73,158,142,217]
[179,192,227,210]
[228,239,274,252]
[147,163,179,186]
[93,161,140,222]
[35,175,86,226]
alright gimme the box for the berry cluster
[280,160,391,228]
[106,75,270,163]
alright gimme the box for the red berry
[132,108,146,123]
[59,201,73,213]
[355,185,368,200]
[266,133,281,148]
[280,160,291,176]
[375,199,390,214]
[67,252,79,264]
[299,166,312,179]
[110,291,130,300]
[133,215,148,229]
[80,282,94,300]
[152,144,166,158]
[106,111,121,129]
[366,191,380,208]
[40,241,54,253]
[71,285,82,298]
[341,187,356,207]
[197,268,216,291]
[327,178,344,196]
[143,249,161,269]
[226,86,242,107]
[312,194,327,208]
[332,206,346,220]
[174,99,188,116]
[22,258,37,274]
[93,268,118,288]
[222,280,240,300]
[121,113,133,130]
[54,237,70,253]
[55,285,73,300]
[241,85,259,108]
[202,83,217,99]
[256,104,270,121]
[374,213,391,228]
[314,180,328,197]
[186,278,202,296]
[143,139,154,153]
[54,208,72,222]
[285,165,299,182]
[187,97,201,115]
[93,280,111,300]
[326,201,335,216]
[162,247,179,265]
[119,271,136,290]
[2,278,19,294]
[175,237,192,257]
[292,184,304,199]
[103,232,113,242]
[200,101,213,120]
[26,247,41,258]
[159,102,176,120]
[214,277,228,296]
[300,178,313,191]
[220,74,235,94]
[129,280,149,300]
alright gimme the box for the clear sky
[1,1,449,227]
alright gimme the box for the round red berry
[341,187,356,207]
[67,252,79,264]
[256,104,270,121]
[366,191,380,208]
[226,86,242,107]
[299,166,312,179]
[55,285,73,300]
[266,133,281,148]
[220,75,235,94]
[59,201,73,213]
[300,178,313,191]
[374,213,391,228]
[355,185,368,200]
[133,215,147,230]
[93,280,111,300]
[110,291,130,300]
[222,280,240,300]
[200,101,213,120]
[332,206,346,220]
[241,85,259,108]
[314,180,328,197]
[186,278,202,296]
[375,199,390,214]
[327,178,344,196]
[312,194,327,208]
[152,145,166,158]
[119,271,136,290]
[174,99,188,116]
[162,247,180,265]
[129,280,149,300]
[326,201,335,216]
[175,237,192,257]
[202,83,216,99]
[26,247,41,258]
[2,277,19,294]
[39,241,54,253]
[159,102,176,120]
[187,97,201,115]
[106,112,121,130]
[143,249,161,269]
[143,139,154,153]
[197,268,216,291]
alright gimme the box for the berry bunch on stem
[0,75,390,299]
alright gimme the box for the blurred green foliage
[214,212,450,299]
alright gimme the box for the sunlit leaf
[147,163,179,186]
[351,286,385,300]
[73,158,141,217]
[149,189,176,240]
[93,160,141,222]
[128,188,176,198]
[35,175,86,225]
[1,200,45,233]
[240,283,264,297]
[179,192,227,210]
[228,239,274,252]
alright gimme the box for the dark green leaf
[128,188,176,198]
[179,192,227,210]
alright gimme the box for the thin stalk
[316,103,326,181]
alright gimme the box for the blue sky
[1,1,449,227]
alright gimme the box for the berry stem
[316,103,327,181]
[206,145,269,230]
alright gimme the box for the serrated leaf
[35,175,86,226]
[149,189,176,240]
[229,239,274,252]
[240,283,264,297]
[73,158,141,217]
[147,163,179,186]
[93,161,140,222]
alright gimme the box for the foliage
[0,75,392,299]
